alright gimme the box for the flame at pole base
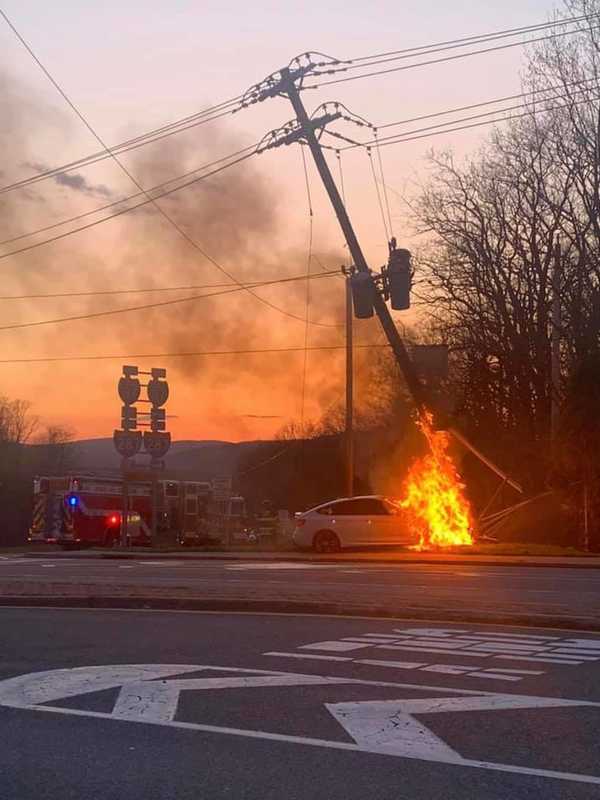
[398,411,474,550]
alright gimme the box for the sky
[0,0,564,443]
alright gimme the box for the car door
[358,498,393,545]
[380,498,413,545]
[327,499,366,546]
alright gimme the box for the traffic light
[350,271,375,319]
[150,407,166,432]
[121,405,138,431]
[387,247,412,310]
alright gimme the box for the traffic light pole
[281,69,428,414]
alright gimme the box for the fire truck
[29,474,246,548]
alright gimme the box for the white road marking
[41,564,56,568]
[363,633,404,639]
[4,663,600,784]
[300,641,368,652]
[487,668,544,676]
[377,645,492,657]
[355,659,426,670]
[422,665,474,676]
[563,639,600,648]
[470,673,522,682]
[324,693,600,784]
[459,631,559,641]
[113,674,352,723]
[394,628,467,636]
[19,702,600,785]
[342,637,399,645]
[263,652,352,662]
[496,654,583,666]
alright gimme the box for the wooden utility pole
[345,276,354,497]
[281,69,428,414]
[551,238,562,441]
[281,68,523,494]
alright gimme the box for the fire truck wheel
[312,530,341,554]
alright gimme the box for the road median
[1,580,598,631]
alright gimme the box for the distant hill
[69,437,272,480]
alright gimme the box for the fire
[398,411,474,549]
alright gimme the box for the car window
[329,499,375,515]
[317,506,334,515]
[357,498,390,515]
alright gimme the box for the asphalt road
[2,608,600,799]
[1,556,600,627]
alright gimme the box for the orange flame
[398,411,474,550]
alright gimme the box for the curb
[1,595,598,631]
[20,551,600,569]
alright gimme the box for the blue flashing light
[68,495,78,507]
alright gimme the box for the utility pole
[250,62,522,494]
[551,238,562,442]
[281,68,428,415]
[345,274,354,497]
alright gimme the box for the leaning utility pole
[250,56,522,495]
[281,68,429,414]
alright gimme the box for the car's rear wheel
[313,530,341,554]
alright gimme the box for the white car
[292,495,417,553]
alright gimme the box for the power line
[374,93,600,150]
[346,13,595,63]
[0,107,242,197]
[307,23,600,89]
[2,12,322,330]
[0,342,390,365]
[375,77,598,131]
[0,271,340,332]
[0,274,334,301]
[0,151,257,260]
[339,86,600,151]
[0,144,259,248]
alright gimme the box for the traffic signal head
[387,248,412,310]
[350,272,375,319]
[121,405,138,431]
[150,407,166,432]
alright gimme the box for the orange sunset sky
[1,0,557,441]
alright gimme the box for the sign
[143,431,171,459]
[113,430,142,458]
[1,664,599,786]
[118,375,141,406]
[147,377,169,407]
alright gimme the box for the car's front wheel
[313,530,341,554]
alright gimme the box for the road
[2,608,600,798]
[1,555,600,627]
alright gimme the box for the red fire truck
[29,474,246,548]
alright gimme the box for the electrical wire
[0,271,340,333]
[367,147,390,242]
[0,108,242,197]
[0,275,332,301]
[374,130,394,237]
[345,13,595,63]
[0,342,390,365]
[2,11,333,330]
[306,23,600,89]
[0,144,259,248]
[374,77,598,132]
[0,151,257,260]
[363,93,600,151]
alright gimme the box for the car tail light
[295,519,306,527]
